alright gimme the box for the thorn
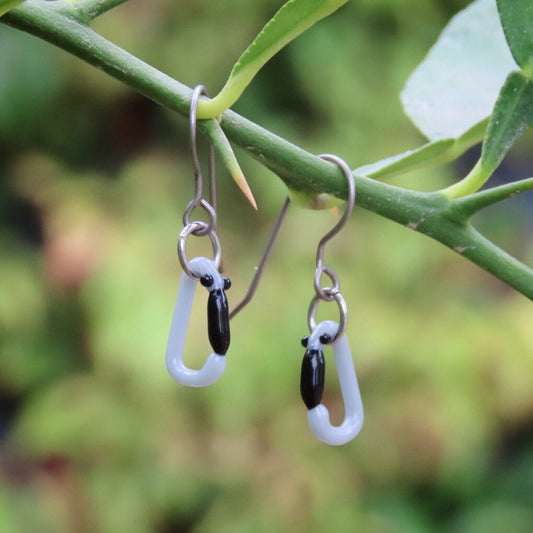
[235,171,258,210]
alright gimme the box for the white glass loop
[306,320,364,445]
[166,256,227,387]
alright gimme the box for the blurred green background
[1,0,533,531]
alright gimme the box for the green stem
[3,0,533,299]
[3,1,190,111]
[75,0,129,21]
[452,177,533,219]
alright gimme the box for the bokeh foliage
[1,0,533,531]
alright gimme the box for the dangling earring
[300,154,364,446]
[165,85,231,387]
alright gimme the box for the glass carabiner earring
[299,154,364,445]
[165,85,231,387]
[300,307,364,446]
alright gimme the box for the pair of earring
[165,86,364,445]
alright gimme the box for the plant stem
[3,0,533,299]
[442,159,490,199]
[75,0,129,21]
[452,177,533,219]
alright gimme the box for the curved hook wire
[300,320,364,445]
[183,85,217,235]
[307,154,356,342]
[229,196,291,319]
[166,257,231,387]
[313,154,355,305]
[188,85,206,209]
[230,155,355,321]
[314,154,356,264]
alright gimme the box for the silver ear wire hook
[314,155,356,255]
[230,155,355,321]
[229,196,291,319]
[189,84,204,205]
[182,85,217,236]
[309,153,356,341]
[208,138,218,235]
[178,85,220,277]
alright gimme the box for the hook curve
[300,320,364,445]
[166,257,231,387]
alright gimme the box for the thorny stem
[451,177,533,220]
[74,0,129,22]
[2,0,533,299]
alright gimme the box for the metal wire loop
[182,198,217,237]
[313,263,341,302]
[307,291,348,342]
[178,221,222,279]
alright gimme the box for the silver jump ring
[182,198,217,236]
[307,291,348,343]
[313,263,341,302]
[178,221,222,279]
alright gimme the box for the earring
[300,154,364,446]
[165,85,231,387]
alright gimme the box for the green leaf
[356,120,487,181]
[401,0,516,141]
[496,0,533,74]
[356,139,453,179]
[0,0,23,17]
[445,70,533,199]
[481,70,533,174]
[196,0,348,119]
